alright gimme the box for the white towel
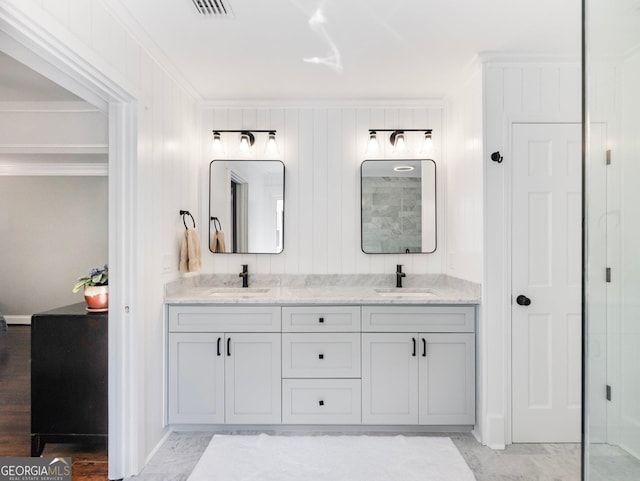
[179,228,202,273]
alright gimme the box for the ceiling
[0,51,81,102]
[109,0,581,101]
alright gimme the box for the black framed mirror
[360,159,437,254]
[209,160,284,254]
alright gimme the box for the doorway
[0,9,139,478]
[511,123,582,443]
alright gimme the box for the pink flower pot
[84,285,108,311]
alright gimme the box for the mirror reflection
[361,159,436,254]
[209,160,284,254]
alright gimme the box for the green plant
[72,264,108,293]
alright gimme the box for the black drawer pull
[319,400,324,406]
[422,338,427,357]
[217,337,221,356]
[412,337,416,357]
[227,337,231,356]
[319,353,324,360]
[319,317,325,323]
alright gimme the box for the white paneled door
[511,123,582,443]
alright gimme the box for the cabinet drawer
[282,379,361,424]
[362,305,475,333]
[282,306,360,332]
[282,333,361,378]
[169,305,281,332]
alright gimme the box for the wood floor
[0,325,109,480]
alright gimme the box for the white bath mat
[187,434,476,481]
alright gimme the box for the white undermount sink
[374,288,439,297]
[204,287,271,297]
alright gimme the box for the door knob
[516,295,531,306]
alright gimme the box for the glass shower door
[585,0,640,479]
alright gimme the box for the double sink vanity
[165,274,479,431]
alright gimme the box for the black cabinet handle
[318,353,324,360]
[412,337,416,357]
[217,337,221,356]
[422,338,427,357]
[319,317,325,324]
[319,400,324,406]
[227,337,231,356]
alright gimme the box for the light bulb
[212,132,223,153]
[239,132,253,153]
[366,131,379,154]
[393,132,406,152]
[265,131,279,155]
[422,131,433,152]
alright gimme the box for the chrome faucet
[239,264,249,288]
[396,264,406,288]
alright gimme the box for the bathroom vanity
[166,276,478,431]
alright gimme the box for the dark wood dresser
[31,302,108,456]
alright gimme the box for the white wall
[2,0,200,473]
[201,106,446,276]
[0,176,108,316]
[483,60,581,448]
[444,65,484,284]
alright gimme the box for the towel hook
[211,216,222,232]
[180,210,196,230]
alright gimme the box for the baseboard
[145,428,172,468]
[170,424,475,434]
[6,315,31,325]
[483,414,506,450]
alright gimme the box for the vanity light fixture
[212,131,224,153]
[390,130,406,152]
[421,130,433,152]
[211,130,278,155]
[239,131,255,152]
[367,129,434,155]
[366,131,380,154]
[265,131,279,155]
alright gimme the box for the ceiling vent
[191,0,234,17]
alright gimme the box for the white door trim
[0,3,141,478]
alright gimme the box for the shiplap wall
[482,61,582,449]
[201,106,445,276]
[444,65,483,284]
[11,0,201,470]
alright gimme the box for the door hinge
[606,149,612,165]
[606,267,612,283]
[606,385,612,401]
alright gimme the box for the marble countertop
[165,274,480,305]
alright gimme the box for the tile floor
[127,431,584,481]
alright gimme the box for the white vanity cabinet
[167,302,476,428]
[281,306,362,424]
[361,306,476,425]
[168,306,281,425]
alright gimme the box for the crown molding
[477,51,580,64]
[0,100,101,113]
[0,161,107,176]
[201,98,446,109]
[0,144,108,155]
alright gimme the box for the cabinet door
[362,333,418,424]
[225,333,281,424]
[168,333,225,424]
[418,333,475,425]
